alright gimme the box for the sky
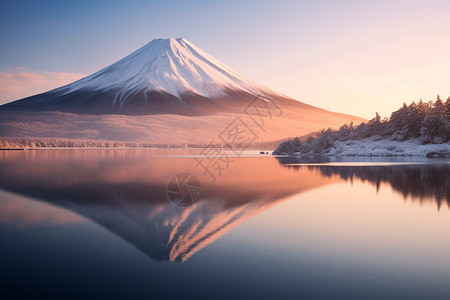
[0,0,449,119]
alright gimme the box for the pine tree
[420,97,450,144]
[366,112,383,136]
[445,97,450,121]
[388,102,408,137]
[420,114,449,144]
[433,97,446,117]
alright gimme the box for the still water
[0,149,449,299]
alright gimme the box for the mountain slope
[0,37,366,142]
[0,38,290,115]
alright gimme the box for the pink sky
[0,67,85,102]
[0,1,449,119]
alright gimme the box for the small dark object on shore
[426,151,447,158]
[260,151,265,154]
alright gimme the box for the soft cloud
[0,67,86,105]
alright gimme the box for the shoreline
[273,138,450,158]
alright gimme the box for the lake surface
[0,149,449,299]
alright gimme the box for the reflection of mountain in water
[0,150,335,262]
[67,190,277,262]
[3,151,446,262]
[278,158,450,208]
[0,183,281,263]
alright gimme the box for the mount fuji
[1,38,295,115]
[0,38,365,144]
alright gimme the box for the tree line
[275,96,450,154]
[0,138,276,150]
[0,139,226,150]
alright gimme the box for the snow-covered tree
[276,97,450,155]
[420,115,450,144]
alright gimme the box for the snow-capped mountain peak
[1,37,305,115]
[63,37,268,105]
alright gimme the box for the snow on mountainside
[65,37,270,101]
[0,38,287,115]
[0,37,366,143]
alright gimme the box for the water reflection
[0,150,335,262]
[276,157,450,209]
[0,150,448,262]
[0,191,85,228]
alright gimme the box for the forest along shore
[274,98,450,157]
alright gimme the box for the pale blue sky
[1,0,449,118]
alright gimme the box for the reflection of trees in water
[315,165,449,207]
[282,161,450,209]
[275,155,331,165]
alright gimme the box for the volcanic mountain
[0,38,365,144]
[0,38,288,115]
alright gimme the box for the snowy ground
[325,138,450,156]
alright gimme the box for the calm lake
[0,149,449,299]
